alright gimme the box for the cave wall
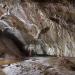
[0,0,75,57]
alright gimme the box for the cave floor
[0,57,75,75]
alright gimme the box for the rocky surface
[0,0,74,57]
[19,0,75,57]
[0,0,75,74]
[1,57,75,75]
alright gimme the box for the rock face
[0,0,75,57]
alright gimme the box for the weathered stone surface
[0,0,75,57]
[2,57,75,75]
